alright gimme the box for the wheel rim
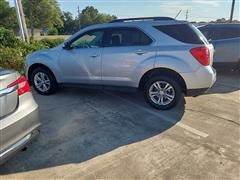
[34,72,51,92]
[149,81,175,106]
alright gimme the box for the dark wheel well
[139,68,187,94]
[28,64,56,84]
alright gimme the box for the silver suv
[26,17,216,110]
[0,69,40,164]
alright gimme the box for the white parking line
[105,91,209,138]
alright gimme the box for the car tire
[144,75,182,110]
[30,67,58,95]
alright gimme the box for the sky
[9,0,240,22]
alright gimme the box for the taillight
[190,46,210,66]
[7,76,31,96]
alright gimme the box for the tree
[0,0,18,31]
[22,0,63,38]
[79,6,117,29]
[48,27,58,35]
[58,7,117,35]
[58,12,78,35]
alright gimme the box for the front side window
[70,30,104,49]
[105,28,152,47]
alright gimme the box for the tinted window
[199,28,213,40]
[154,24,207,44]
[70,30,104,49]
[105,28,152,47]
[199,26,240,40]
[213,27,240,40]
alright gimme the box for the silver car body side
[212,37,240,64]
[26,20,216,91]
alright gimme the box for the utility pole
[185,10,189,21]
[175,10,182,19]
[14,0,29,42]
[230,0,235,23]
[18,0,29,42]
[78,6,81,30]
[14,0,25,41]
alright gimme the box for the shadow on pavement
[0,87,185,175]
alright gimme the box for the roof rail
[111,17,175,23]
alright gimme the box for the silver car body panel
[212,37,240,64]
[0,70,19,118]
[0,69,40,164]
[26,20,216,91]
[58,47,102,84]
[198,24,240,64]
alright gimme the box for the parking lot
[0,71,239,179]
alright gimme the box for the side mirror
[62,42,72,50]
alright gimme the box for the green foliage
[0,46,24,73]
[58,12,79,35]
[58,6,117,34]
[23,0,63,37]
[0,27,20,47]
[0,39,48,73]
[0,27,64,73]
[0,0,18,31]
[80,6,117,29]
[48,27,58,35]
[40,38,64,48]
[20,40,48,57]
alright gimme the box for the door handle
[135,50,146,55]
[90,54,99,58]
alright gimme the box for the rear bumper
[0,129,39,165]
[181,66,217,90]
[183,67,217,97]
[0,92,41,165]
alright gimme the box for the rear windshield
[154,24,208,44]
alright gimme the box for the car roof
[84,19,187,30]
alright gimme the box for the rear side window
[105,28,152,47]
[154,24,207,44]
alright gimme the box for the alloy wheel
[34,72,51,92]
[148,81,175,106]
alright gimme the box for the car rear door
[101,27,155,87]
[0,70,19,119]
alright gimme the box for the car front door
[101,27,155,87]
[58,29,105,84]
